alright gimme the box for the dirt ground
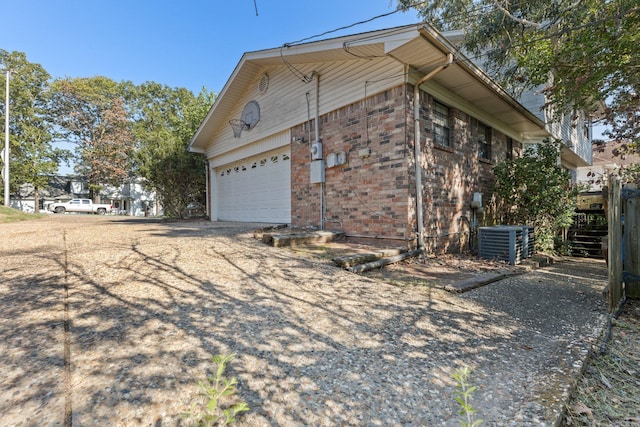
[562,297,640,426]
[288,239,530,288]
[291,238,640,427]
[0,215,634,426]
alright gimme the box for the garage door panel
[215,148,291,223]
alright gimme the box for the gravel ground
[0,216,609,426]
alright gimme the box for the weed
[182,354,250,426]
[452,365,483,427]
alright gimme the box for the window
[433,101,450,147]
[478,123,492,160]
[506,137,513,160]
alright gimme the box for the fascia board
[417,25,547,131]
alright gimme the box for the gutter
[417,25,546,130]
[414,53,454,249]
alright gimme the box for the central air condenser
[494,225,535,259]
[478,226,524,265]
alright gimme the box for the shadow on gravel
[0,222,609,426]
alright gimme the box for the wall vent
[258,74,269,94]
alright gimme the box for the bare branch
[492,1,543,28]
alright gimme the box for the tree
[125,82,214,218]
[0,50,69,212]
[399,0,639,146]
[489,140,580,253]
[50,76,135,200]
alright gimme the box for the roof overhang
[409,25,548,139]
[189,23,549,152]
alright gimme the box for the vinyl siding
[205,56,405,159]
[519,86,592,165]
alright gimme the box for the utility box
[326,151,347,168]
[311,142,323,160]
[310,160,325,183]
[478,226,524,265]
[520,226,535,258]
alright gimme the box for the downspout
[205,158,211,220]
[414,53,454,249]
[313,72,324,230]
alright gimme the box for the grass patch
[0,206,48,223]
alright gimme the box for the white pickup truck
[49,198,113,215]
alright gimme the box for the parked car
[48,198,113,215]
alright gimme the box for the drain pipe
[414,53,454,249]
[313,72,324,230]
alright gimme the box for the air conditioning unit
[495,225,535,258]
[478,226,524,265]
[520,226,535,258]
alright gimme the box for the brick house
[189,23,590,252]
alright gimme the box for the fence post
[608,176,623,312]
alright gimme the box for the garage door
[215,148,291,223]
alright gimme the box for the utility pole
[3,69,9,207]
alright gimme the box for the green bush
[489,139,582,254]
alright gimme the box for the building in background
[10,175,160,216]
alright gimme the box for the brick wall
[290,83,522,252]
[415,91,521,253]
[291,86,411,243]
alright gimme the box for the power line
[278,1,638,84]
[283,1,430,47]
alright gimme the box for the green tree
[125,82,214,218]
[399,0,639,146]
[50,76,135,200]
[490,140,580,253]
[0,50,69,211]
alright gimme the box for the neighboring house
[101,177,160,216]
[10,175,87,213]
[577,141,640,191]
[10,175,159,216]
[189,23,586,252]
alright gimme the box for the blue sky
[1,1,421,94]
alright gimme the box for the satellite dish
[241,101,260,130]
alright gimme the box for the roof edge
[417,24,547,132]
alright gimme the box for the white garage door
[215,148,291,223]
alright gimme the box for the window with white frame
[433,101,451,147]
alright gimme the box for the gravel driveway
[0,216,608,426]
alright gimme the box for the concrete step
[262,230,345,247]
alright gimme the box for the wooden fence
[608,176,640,312]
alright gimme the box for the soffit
[189,24,548,152]
[385,27,548,139]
